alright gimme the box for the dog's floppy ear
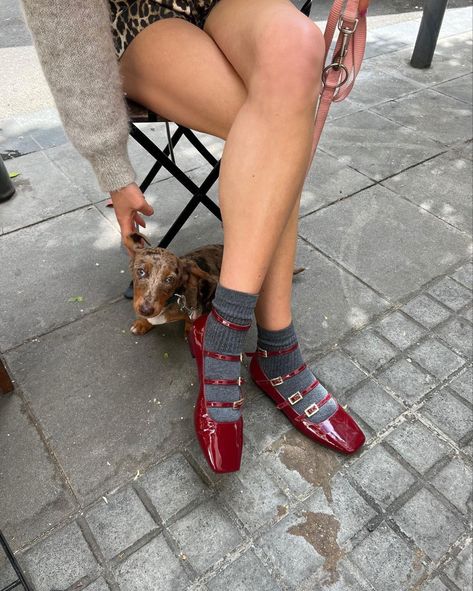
[181,259,214,283]
[181,259,218,312]
[124,232,151,255]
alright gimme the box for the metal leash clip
[174,293,197,319]
[322,15,359,89]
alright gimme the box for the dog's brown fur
[125,233,222,336]
[125,233,305,336]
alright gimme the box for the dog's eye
[136,268,146,279]
[164,276,174,284]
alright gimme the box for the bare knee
[249,16,325,109]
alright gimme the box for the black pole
[0,156,15,203]
[411,0,449,68]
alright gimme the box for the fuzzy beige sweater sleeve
[20,0,136,193]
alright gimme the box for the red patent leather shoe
[188,309,249,473]
[248,344,365,454]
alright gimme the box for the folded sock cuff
[256,321,297,349]
[212,283,258,325]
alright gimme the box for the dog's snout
[138,302,154,317]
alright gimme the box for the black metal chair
[117,0,312,298]
[0,530,32,591]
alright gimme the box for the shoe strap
[204,350,243,362]
[275,378,320,410]
[294,392,333,421]
[254,362,307,386]
[206,398,244,409]
[252,342,299,357]
[211,308,251,331]
[204,377,245,386]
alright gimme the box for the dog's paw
[130,319,153,335]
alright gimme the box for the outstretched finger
[139,199,154,217]
[134,213,146,228]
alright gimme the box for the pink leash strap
[310,0,369,166]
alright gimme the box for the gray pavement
[0,4,472,591]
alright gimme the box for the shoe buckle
[233,398,244,409]
[288,391,303,405]
[305,403,319,418]
[270,376,284,386]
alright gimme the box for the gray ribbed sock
[204,284,258,422]
[257,321,338,423]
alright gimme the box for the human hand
[110,182,154,255]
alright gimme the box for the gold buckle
[288,391,303,405]
[240,353,244,362]
[270,376,284,386]
[305,403,319,418]
[233,398,244,409]
[257,347,268,357]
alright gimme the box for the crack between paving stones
[12,389,81,509]
[1,296,124,355]
[0,202,95,238]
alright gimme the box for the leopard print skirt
[109,0,221,60]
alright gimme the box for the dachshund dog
[125,233,305,337]
[125,233,222,336]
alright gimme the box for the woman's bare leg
[119,4,323,331]
[203,0,323,296]
[118,18,246,140]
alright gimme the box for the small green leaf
[9,171,20,178]
[68,295,84,302]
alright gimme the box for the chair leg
[300,0,312,17]
[139,126,185,192]
[165,121,176,164]
[181,128,219,167]
[130,123,221,220]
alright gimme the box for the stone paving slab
[4,299,197,504]
[1,150,90,235]
[168,499,242,574]
[86,487,157,560]
[207,549,282,591]
[349,522,426,591]
[0,206,125,351]
[384,419,452,474]
[300,148,373,216]
[318,109,445,181]
[381,143,473,234]
[299,184,472,301]
[394,488,465,561]
[291,239,389,354]
[0,394,77,550]
[114,534,190,591]
[372,88,472,146]
[348,62,424,108]
[433,72,473,104]
[21,522,98,591]
[377,359,437,406]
